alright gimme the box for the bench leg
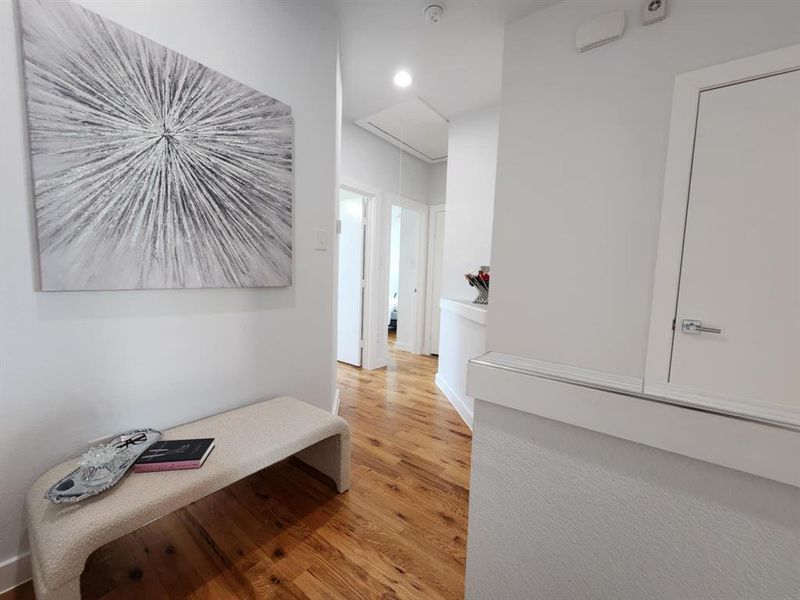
[295,433,351,492]
[30,546,82,600]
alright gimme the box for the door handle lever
[681,319,722,335]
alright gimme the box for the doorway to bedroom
[336,185,439,371]
[386,197,429,356]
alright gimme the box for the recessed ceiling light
[393,70,412,88]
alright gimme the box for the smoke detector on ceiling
[423,3,445,24]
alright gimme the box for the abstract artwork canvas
[19,0,293,290]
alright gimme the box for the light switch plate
[643,0,666,25]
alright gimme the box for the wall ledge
[471,352,798,430]
[472,352,643,394]
[440,297,487,325]
[468,352,800,488]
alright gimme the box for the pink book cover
[133,460,206,473]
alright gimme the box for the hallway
[4,348,471,600]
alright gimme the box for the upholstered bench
[26,396,351,600]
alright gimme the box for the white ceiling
[333,0,560,122]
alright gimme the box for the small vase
[473,288,489,305]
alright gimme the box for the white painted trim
[394,341,412,353]
[423,204,446,355]
[468,355,800,488]
[332,388,341,415]
[0,553,31,595]
[412,204,429,355]
[386,193,430,355]
[355,120,447,165]
[359,190,378,370]
[642,382,800,431]
[354,103,448,165]
[374,194,392,368]
[471,352,798,431]
[332,55,343,425]
[340,177,385,370]
[644,44,800,426]
[371,357,389,370]
[472,352,642,394]
[439,297,487,326]
[436,373,474,429]
[340,176,382,198]
[336,186,368,368]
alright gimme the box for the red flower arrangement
[465,267,490,305]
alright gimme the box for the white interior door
[669,69,800,413]
[429,208,446,355]
[337,190,365,366]
[396,207,421,353]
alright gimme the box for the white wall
[441,107,499,300]
[466,399,800,600]
[435,106,498,427]
[427,161,448,206]
[341,120,432,205]
[0,0,339,582]
[435,305,486,426]
[466,0,800,597]
[488,0,800,377]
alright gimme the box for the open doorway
[385,197,428,356]
[337,188,367,367]
[336,184,439,371]
[387,205,401,343]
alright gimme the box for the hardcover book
[133,439,215,473]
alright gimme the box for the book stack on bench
[133,438,215,473]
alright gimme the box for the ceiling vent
[356,98,448,164]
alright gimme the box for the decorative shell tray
[45,429,162,504]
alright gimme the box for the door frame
[385,193,430,357]
[339,177,381,370]
[643,44,800,427]
[423,203,446,356]
[336,187,367,367]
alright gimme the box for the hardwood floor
[3,343,471,600]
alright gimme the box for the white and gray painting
[19,0,293,290]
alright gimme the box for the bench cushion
[27,396,350,593]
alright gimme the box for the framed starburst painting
[19,0,293,290]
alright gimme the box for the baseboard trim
[0,552,31,595]
[435,373,474,429]
[364,356,388,371]
[394,341,412,353]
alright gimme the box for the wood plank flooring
[2,343,471,600]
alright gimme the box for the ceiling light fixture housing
[423,3,445,24]
[393,70,413,88]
